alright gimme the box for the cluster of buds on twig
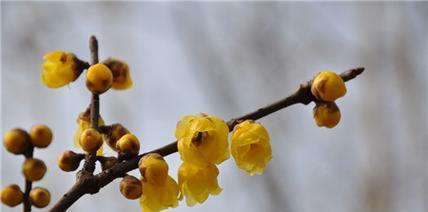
[1,125,53,210]
[311,72,347,128]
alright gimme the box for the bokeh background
[1,2,427,212]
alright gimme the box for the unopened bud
[116,134,140,158]
[138,153,168,186]
[1,184,23,207]
[57,151,84,172]
[29,187,50,208]
[119,175,142,200]
[313,102,341,128]
[102,124,129,152]
[79,128,103,153]
[30,124,53,148]
[22,158,47,181]
[311,71,347,102]
[102,58,133,90]
[86,63,113,94]
[3,128,31,155]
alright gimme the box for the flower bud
[139,153,168,186]
[30,124,53,148]
[102,124,129,152]
[3,128,31,155]
[29,187,50,208]
[116,134,140,158]
[99,156,118,170]
[57,151,84,172]
[119,175,142,200]
[22,158,47,181]
[41,51,86,88]
[1,184,23,207]
[79,128,103,153]
[313,102,341,128]
[74,109,105,156]
[102,58,133,90]
[311,71,347,102]
[86,63,113,94]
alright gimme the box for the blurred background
[1,2,427,212]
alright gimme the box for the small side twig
[49,67,364,212]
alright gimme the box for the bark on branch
[23,146,34,212]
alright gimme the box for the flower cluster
[311,71,347,128]
[1,125,53,209]
[175,113,272,207]
[34,38,359,211]
[41,51,133,92]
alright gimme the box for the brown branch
[89,35,99,65]
[23,146,34,212]
[49,67,364,212]
[52,36,101,212]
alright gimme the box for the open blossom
[178,162,222,206]
[311,71,347,102]
[176,113,229,166]
[231,120,272,175]
[139,154,179,212]
[41,51,83,88]
[73,109,105,156]
[140,177,179,212]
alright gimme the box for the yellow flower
[231,120,272,175]
[176,114,229,166]
[139,154,179,212]
[41,51,84,88]
[102,58,133,90]
[313,102,341,128]
[311,71,347,102]
[178,162,222,206]
[73,109,105,156]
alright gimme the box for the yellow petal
[178,163,222,206]
[41,51,79,88]
[176,114,230,166]
[311,71,347,101]
[231,120,272,175]
[139,176,179,212]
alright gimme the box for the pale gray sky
[2,2,427,212]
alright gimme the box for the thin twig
[49,67,364,212]
[80,37,100,175]
[76,36,100,191]
[23,146,34,212]
[89,35,99,65]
